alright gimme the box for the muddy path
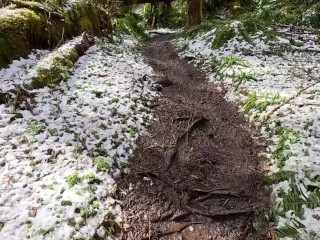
[117,35,270,240]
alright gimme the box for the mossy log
[27,32,95,88]
[9,0,64,19]
[0,32,94,104]
[0,0,110,68]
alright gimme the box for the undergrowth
[258,0,320,28]
[116,14,149,41]
[180,12,277,49]
[241,91,287,115]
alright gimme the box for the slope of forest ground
[0,33,158,239]
[174,12,320,240]
[1,0,320,239]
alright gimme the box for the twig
[192,189,243,202]
[165,117,208,171]
[185,205,254,219]
[275,23,320,33]
[267,81,320,119]
[141,222,204,240]
[54,27,65,50]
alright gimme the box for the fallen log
[275,23,320,33]
[9,0,64,19]
[0,33,94,105]
[0,0,111,68]
[26,32,95,88]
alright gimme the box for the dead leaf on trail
[29,207,37,217]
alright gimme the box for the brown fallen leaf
[29,207,37,217]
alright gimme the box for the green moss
[78,18,95,33]
[0,0,108,69]
[0,9,45,67]
[31,57,73,88]
[68,48,79,63]
[68,1,104,36]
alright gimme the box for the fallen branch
[10,0,64,20]
[275,23,320,33]
[262,47,320,56]
[267,81,320,119]
[165,117,208,171]
[185,205,254,219]
[191,189,243,201]
[28,33,95,88]
[141,222,204,240]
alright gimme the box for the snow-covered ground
[147,28,180,37]
[175,22,320,239]
[0,50,50,93]
[0,36,157,239]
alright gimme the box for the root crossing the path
[118,34,270,240]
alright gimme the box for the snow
[148,28,180,37]
[22,36,85,85]
[0,50,50,93]
[174,22,320,238]
[0,36,158,239]
[0,8,24,17]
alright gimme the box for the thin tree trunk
[188,0,203,26]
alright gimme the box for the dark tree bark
[188,0,203,26]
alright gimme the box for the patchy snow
[0,50,50,93]
[175,22,320,238]
[0,8,26,18]
[148,28,180,37]
[22,36,85,86]
[0,36,157,239]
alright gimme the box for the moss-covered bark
[27,33,95,88]
[0,9,47,68]
[0,0,110,68]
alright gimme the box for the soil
[117,34,270,240]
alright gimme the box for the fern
[213,25,236,48]
[272,127,299,168]
[221,56,249,68]
[116,14,149,41]
[271,182,320,238]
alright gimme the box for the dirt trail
[118,35,269,240]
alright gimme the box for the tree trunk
[188,0,203,26]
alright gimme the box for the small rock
[151,84,163,92]
[155,76,173,87]
[0,161,5,167]
[74,208,81,213]
[184,56,195,61]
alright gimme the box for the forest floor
[2,21,320,240]
[118,34,270,240]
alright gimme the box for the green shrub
[116,14,149,41]
[272,127,299,168]
[95,156,111,171]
